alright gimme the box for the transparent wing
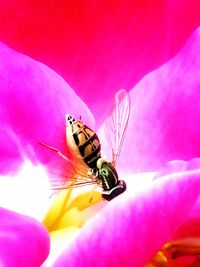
[105,89,131,166]
[39,142,101,192]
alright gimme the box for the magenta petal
[0,2,200,119]
[114,27,200,172]
[0,42,94,174]
[0,207,50,267]
[155,158,200,178]
[174,196,200,239]
[53,170,200,267]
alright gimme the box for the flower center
[43,186,103,232]
[146,238,200,267]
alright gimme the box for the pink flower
[0,207,50,267]
[0,1,200,121]
[0,2,200,267]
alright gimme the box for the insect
[40,89,130,201]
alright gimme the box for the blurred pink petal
[154,159,200,240]
[53,169,200,267]
[173,196,200,240]
[155,158,200,179]
[112,27,200,173]
[0,42,94,175]
[155,159,200,240]
[0,1,200,119]
[0,207,50,267]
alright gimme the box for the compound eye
[96,158,107,169]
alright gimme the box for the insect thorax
[98,161,119,191]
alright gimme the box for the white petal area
[0,160,51,220]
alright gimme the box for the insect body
[66,114,127,201]
[66,115,101,169]
[40,89,130,201]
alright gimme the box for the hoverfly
[40,89,130,201]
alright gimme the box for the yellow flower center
[42,186,104,265]
[43,186,103,232]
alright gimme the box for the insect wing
[105,89,130,166]
[50,167,98,191]
[39,142,100,192]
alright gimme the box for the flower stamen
[146,238,200,267]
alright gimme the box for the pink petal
[0,42,94,175]
[153,159,200,239]
[0,207,50,267]
[112,27,200,173]
[0,2,199,120]
[53,170,200,267]
[174,195,200,239]
[155,158,200,178]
